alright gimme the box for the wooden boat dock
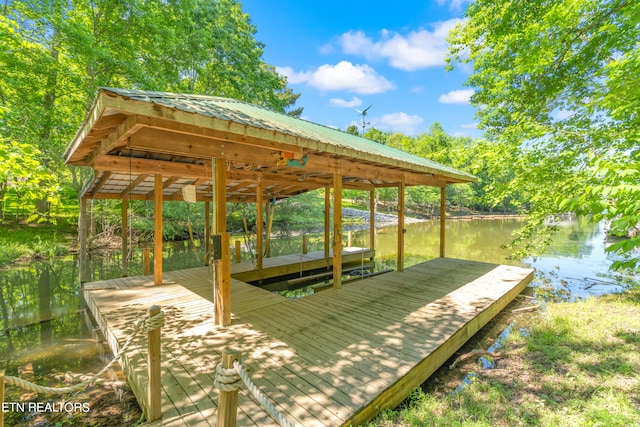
[83,256,533,426]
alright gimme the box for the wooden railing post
[147,305,162,422]
[302,235,308,254]
[1,369,5,427]
[217,351,242,427]
[347,231,353,248]
[234,240,241,264]
[143,247,151,276]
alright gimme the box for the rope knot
[214,363,242,392]
[145,310,165,332]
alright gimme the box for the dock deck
[83,257,533,426]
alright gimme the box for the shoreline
[342,207,524,226]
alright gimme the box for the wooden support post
[215,158,227,234]
[347,231,353,248]
[154,174,163,285]
[143,247,151,276]
[324,187,330,258]
[215,232,232,326]
[369,189,376,252]
[234,240,241,263]
[147,305,162,422]
[256,178,263,270]
[217,351,242,427]
[440,185,446,258]
[1,369,5,427]
[205,201,211,266]
[333,174,343,288]
[265,202,274,258]
[302,235,308,254]
[79,198,89,283]
[122,199,128,277]
[398,181,405,272]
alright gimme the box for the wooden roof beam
[226,170,332,188]
[93,113,126,130]
[85,115,144,166]
[128,127,280,168]
[136,115,304,159]
[94,156,209,180]
[128,127,442,186]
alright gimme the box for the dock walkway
[83,257,533,426]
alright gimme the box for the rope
[213,364,242,392]
[213,360,301,427]
[5,310,164,395]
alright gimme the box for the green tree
[1,0,301,219]
[345,124,360,136]
[448,0,640,268]
[0,139,60,220]
[364,127,390,144]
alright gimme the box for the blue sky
[242,0,479,138]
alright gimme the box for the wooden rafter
[120,174,148,198]
[85,115,143,166]
[90,171,112,196]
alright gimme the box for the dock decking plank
[83,256,533,426]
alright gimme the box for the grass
[0,219,78,265]
[368,287,640,426]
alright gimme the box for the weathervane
[355,104,372,136]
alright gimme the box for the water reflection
[0,241,209,381]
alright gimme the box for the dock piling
[234,240,241,264]
[143,248,151,276]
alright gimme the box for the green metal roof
[99,87,475,183]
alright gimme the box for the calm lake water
[0,216,635,386]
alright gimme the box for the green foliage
[364,127,390,144]
[0,138,60,221]
[448,0,640,268]
[272,191,325,227]
[346,124,360,136]
[0,223,75,265]
[0,0,301,220]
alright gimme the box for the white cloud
[438,89,475,104]
[277,61,393,94]
[276,66,310,84]
[337,19,464,71]
[372,112,424,134]
[329,97,362,108]
[460,122,478,129]
[435,0,473,10]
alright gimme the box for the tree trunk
[35,32,59,217]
